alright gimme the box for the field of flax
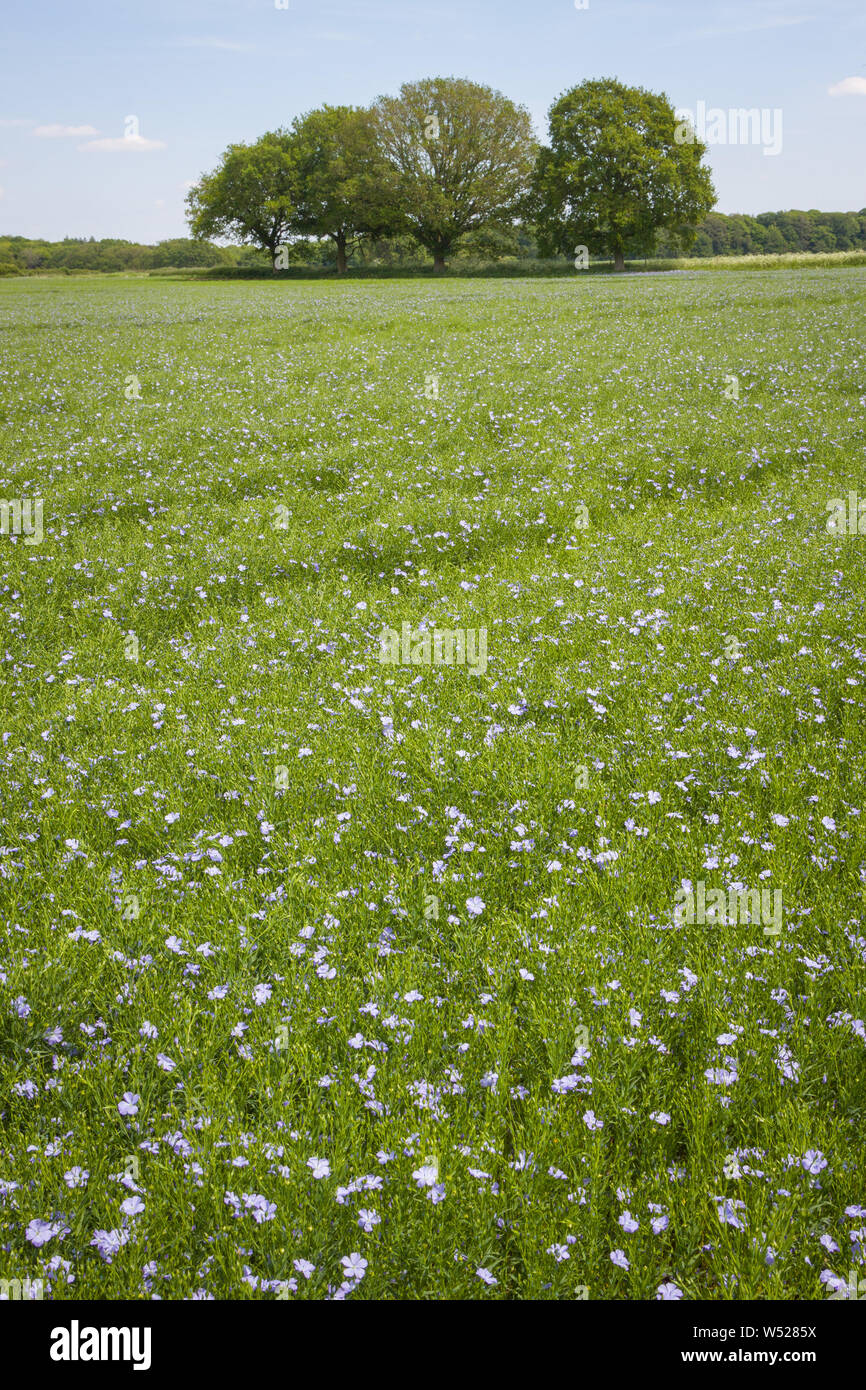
[0,267,864,1301]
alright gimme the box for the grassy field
[0,268,864,1301]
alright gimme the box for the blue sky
[1,0,865,242]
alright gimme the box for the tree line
[3,75,863,276]
[658,209,866,258]
[185,76,716,275]
[0,236,236,275]
[180,77,866,273]
[4,208,865,278]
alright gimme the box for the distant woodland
[3,210,866,276]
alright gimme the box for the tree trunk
[433,253,447,273]
[336,233,347,276]
[614,250,626,273]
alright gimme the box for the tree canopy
[532,78,716,270]
[286,105,402,273]
[185,131,296,260]
[372,77,537,271]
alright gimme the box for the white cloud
[78,135,166,152]
[828,76,866,97]
[34,124,99,137]
[0,118,32,128]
